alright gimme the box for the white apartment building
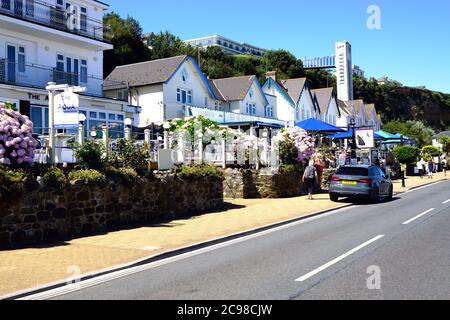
[0,0,135,138]
[184,35,267,57]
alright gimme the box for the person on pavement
[417,158,426,179]
[428,159,434,179]
[303,160,319,200]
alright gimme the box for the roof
[312,88,334,114]
[280,78,307,104]
[105,56,188,90]
[364,104,376,121]
[433,131,450,139]
[345,100,365,116]
[209,75,256,101]
[337,99,350,115]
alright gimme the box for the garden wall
[0,173,224,246]
[223,168,338,199]
[223,168,306,199]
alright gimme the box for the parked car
[329,165,393,203]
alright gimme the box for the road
[22,180,450,300]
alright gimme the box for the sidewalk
[0,172,447,297]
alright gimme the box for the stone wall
[0,173,223,246]
[223,168,306,199]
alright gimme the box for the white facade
[184,35,267,57]
[0,0,132,140]
[295,89,317,122]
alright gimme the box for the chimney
[266,71,277,82]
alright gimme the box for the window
[99,112,106,120]
[246,103,256,115]
[89,111,97,118]
[1,0,11,10]
[80,7,87,32]
[176,88,192,104]
[17,46,25,73]
[109,114,116,121]
[80,59,87,83]
[117,114,124,121]
[25,0,34,16]
[204,97,208,108]
[30,105,49,135]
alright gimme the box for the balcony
[0,0,109,43]
[0,58,127,99]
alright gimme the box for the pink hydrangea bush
[0,102,36,166]
[277,127,315,163]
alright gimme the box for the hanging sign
[355,128,375,149]
[54,92,80,129]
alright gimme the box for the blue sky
[107,0,450,94]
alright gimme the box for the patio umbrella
[331,129,383,140]
[295,118,345,135]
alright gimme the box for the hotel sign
[54,92,80,129]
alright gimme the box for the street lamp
[348,118,357,163]
[124,118,133,140]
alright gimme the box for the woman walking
[303,160,319,200]
[428,159,434,179]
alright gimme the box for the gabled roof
[337,99,351,116]
[311,88,335,115]
[364,103,376,121]
[104,55,217,99]
[279,78,307,104]
[345,100,365,117]
[262,78,296,107]
[105,55,187,89]
[209,75,267,104]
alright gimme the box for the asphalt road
[25,179,450,300]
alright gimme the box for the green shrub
[176,164,224,180]
[109,139,149,170]
[0,167,26,200]
[279,164,303,175]
[68,169,107,186]
[74,140,106,171]
[43,167,67,190]
[393,146,421,164]
[279,141,299,165]
[105,167,138,186]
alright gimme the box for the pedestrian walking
[428,159,434,179]
[442,158,447,176]
[303,160,319,200]
[417,158,426,179]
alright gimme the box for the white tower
[335,42,353,102]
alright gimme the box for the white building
[262,72,317,125]
[184,35,267,57]
[105,55,284,128]
[336,99,382,131]
[335,41,353,102]
[311,88,341,126]
[0,0,135,138]
[353,65,365,78]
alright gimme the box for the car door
[376,167,388,195]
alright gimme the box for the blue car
[329,165,393,202]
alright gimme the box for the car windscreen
[336,167,369,176]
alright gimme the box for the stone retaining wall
[223,168,306,199]
[0,174,224,246]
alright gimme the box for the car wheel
[369,188,379,203]
[387,186,393,201]
[330,193,339,202]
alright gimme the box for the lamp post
[78,113,86,146]
[348,117,357,164]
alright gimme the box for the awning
[295,118,345,134]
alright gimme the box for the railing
[0,0,108,42]
[0,58,127,99]
[188,105,286,127]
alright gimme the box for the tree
[259,50,304,82]
[383,120,435,148]
[393,146,420,165]
[421,145,441,161]
[147,31,197,61]
[199,46,235,79]
[103,12,151,77]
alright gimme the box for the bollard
[402,171,406,188]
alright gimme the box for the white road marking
[443,199,450,204]
[12,206,356,300]
[295,235,385,282]
[402,208,435,225]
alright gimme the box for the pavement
[0,172,447,298]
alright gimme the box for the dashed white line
[443,199,450,204]
[402,208,435,225]
[295,235,385,282]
